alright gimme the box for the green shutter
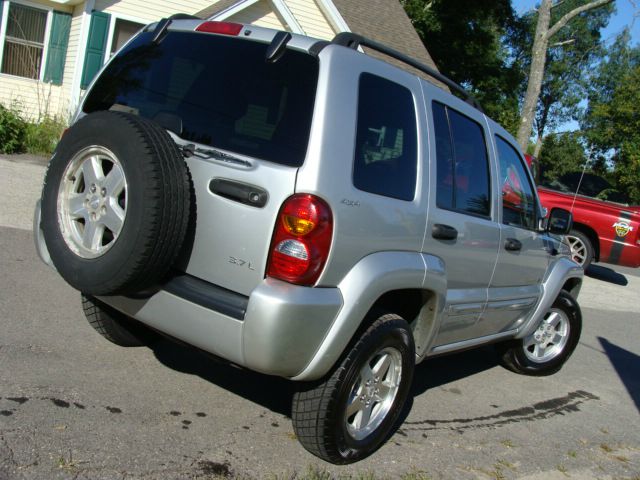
[80,11,110,89]
[44,11,72,85]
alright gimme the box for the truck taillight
[267,194,333,285]
[195,21,243,35]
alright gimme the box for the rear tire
[497,291,581,376]
[81,294,157,347]
[292,313,415,464]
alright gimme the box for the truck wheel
[40,111,190,295]
[292,313,415,464]
[497,291,581,376]
[81,294,158,347]
[565,229,594,269]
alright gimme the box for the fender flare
[516,256,583,339]
[292,251,446,381]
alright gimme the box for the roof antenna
[571,161,591,212]
[266,31,292,63]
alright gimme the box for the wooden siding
[227,1,285,30]
[0,75,67,120]
[94,0,214,23]
[284,0,334,40]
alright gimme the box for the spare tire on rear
[40,111,191,295]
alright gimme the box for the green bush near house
[0,104,27,154]
[0,103,67,156]
[24,116,67,156]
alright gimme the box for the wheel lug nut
[90,184,96,193]
[101,188,106,197]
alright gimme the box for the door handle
[432,224,458,240]
[505,238,523,251]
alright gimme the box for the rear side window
[433,102,491,217]
[83,31,318,167]
[353,74,418,201]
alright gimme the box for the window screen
[433,102,491,217]
[1,4,47,79]
[110,19,144,55]
[353,73,418,201]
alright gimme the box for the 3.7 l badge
[229,256,255,270]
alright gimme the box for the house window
[1,3,47,79]
[110,18,144,55]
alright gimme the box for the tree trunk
[516,0,614,151]
[517,0,552,151]
[533,135,544,158]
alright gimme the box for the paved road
[1,156,638,479]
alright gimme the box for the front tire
[292,313,415,464]
[497,291,581,376]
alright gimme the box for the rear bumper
[34,199,344,379]
[99,276,343,379]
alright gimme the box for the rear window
[83,31,319,167]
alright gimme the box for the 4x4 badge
[612,221,633,237]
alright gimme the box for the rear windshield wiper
[181,144,251,167]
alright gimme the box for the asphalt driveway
[1,155,638,479]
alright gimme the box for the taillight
[195,21,243,36]
[267,194,333,286]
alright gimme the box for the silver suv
[34,18,583,464]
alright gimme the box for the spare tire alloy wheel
[41,111,191,295]
[58,146,127,259]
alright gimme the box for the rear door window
[352,73,418,201]
[83,31,319,167]
[433,102,491,217]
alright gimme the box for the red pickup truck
[527,160,640,269]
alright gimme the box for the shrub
[0,104,27,154]
[24,116,67,156]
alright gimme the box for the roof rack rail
[331,32,483,112]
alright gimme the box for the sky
[512,0,640,46]
[511,0,638,134]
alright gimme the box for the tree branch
[547,0,613,38]
[550,39,576,47]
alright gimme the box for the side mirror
[547,208,573,235]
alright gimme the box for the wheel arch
[292,251,446,381]
[516,257,583,340]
